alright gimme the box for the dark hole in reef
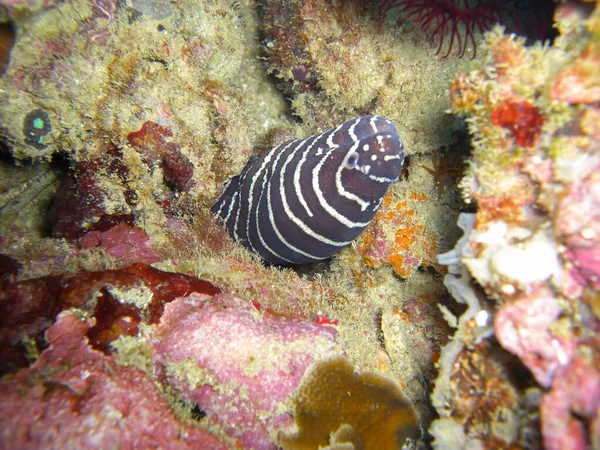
[0,136,13,164]
[290,257,334,278]
[0,19,15,76]
[508,0,559,45]
[400,154,411,181]
[436,288,468,322]
[190,403,207,421]
[374,307,386,350]
[38,153,70,238]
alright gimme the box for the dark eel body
[211,115,405,265]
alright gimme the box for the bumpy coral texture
[278,355,421,450]
[0,0,529,447]
[0,260,345,449]
[261,0,473,155]
[151,293,340,449]
[357,193,438,278]
[0,262,220,375]
[0,311,229,449]
[0,0,273,245]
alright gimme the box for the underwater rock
[0,273,64,374]
[540,353,600,450]
[494,286,574,389]
[278,355,421,450]
[49,150,132,240]
[0,0,269,217]
[0,310,229,449]
[260,0,472,155]
[151,293,340,449]
[129,0,173,20]
[0,263,220,374]
[127,121,194,192]
[555,165,600,294]
[78,224,161,266]
[432,4,600,449]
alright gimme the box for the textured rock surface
[431,3,600,449]
[152,293,340,448]
[0,311,229,449]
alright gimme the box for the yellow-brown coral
[278,355,421,450]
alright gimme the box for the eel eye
[344,152,359,169]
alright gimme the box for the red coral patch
[127,121,194,191]
[0,263,221,372]
[491,100,545,147]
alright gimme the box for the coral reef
[278,355,421,450]
[431,3,600,449]
[356,192,439,278]
[0,262,219,374]
[0,310,229,449]
[2,0,594,448]
[151,293,340,448]
[0,0,279,213]
[260,0,473,155]
[0,260,341,448]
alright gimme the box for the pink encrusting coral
[78,224,162,266]
[0,262,342,449]
[555,165,600,294]
[0,262,221,374]
[540,354,600,450]
[151,293,340,449]
[0,311,229,449]
[494,286,575,389]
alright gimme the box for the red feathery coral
[380,0,506,58]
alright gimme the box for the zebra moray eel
[211,115,405,265]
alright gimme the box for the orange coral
[490,35,527,81]
[357,193,438,278]
[449,71,488,113]
[551,45,600,104]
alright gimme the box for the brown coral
[278,355,421,450]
